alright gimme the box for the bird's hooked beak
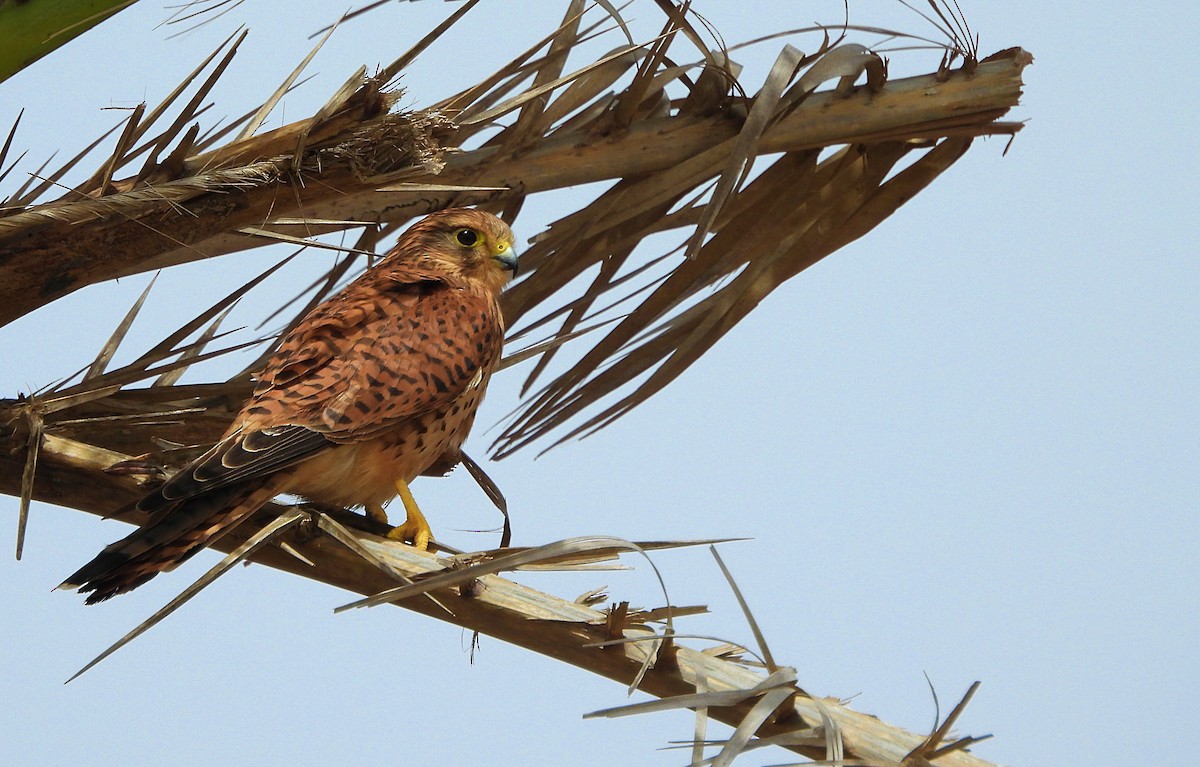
[493,242,519,278]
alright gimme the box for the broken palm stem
[0,49,1030,328]
[0,428,998,767]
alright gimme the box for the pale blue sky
[2,3,1196,766]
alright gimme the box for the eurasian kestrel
[62,208,518,603]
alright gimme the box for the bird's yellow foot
[383,478,433,550]
[387,514,432,549]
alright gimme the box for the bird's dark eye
[455,228,479,247]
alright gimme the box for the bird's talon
[386,519,432,550]
[386,478,433,549]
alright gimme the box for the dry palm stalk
[0,4,1030,456]
[0,52,1027,320]
[0,430,997,767]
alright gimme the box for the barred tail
[61,478,283,604]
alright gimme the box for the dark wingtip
[62,550,124,590]
[59,547,151,604]
[83,587,120,606]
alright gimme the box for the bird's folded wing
[140,275,502,512]
[252,276,503,439]
[138,425,331,513]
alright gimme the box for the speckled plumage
[63,209,517,603]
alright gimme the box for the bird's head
[394,208,519,294]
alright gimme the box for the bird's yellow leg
[385,478,432,550]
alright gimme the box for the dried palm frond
[0,2,1029,464]
[0,427,994,766]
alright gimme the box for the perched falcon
[62,208,518,603]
